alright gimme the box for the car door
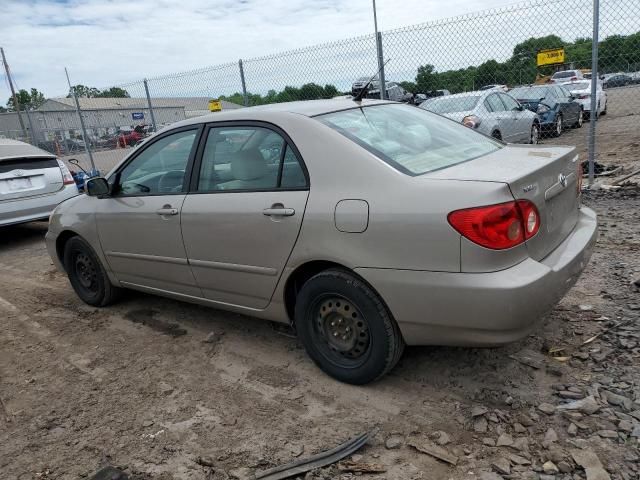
[484,93,514,142]
[499,93,531,143]
[181,123,310,309]
[95,126,203,296]
[553,86,577,124]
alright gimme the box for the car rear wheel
[573,110,583,128]
[294,269,405,384]
[491,130,502,141]
[601,101,607,116]
[64,236,121,307]
[553,114,563,137]
[530,123,540,144]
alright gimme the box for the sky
[1,0,637,102]
[1,0,532,101]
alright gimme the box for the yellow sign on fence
[537,48,565,67]
[208,100,222,112]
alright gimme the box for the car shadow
[0,221,49,249]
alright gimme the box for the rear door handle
[156,207,179,216]
[263,207,295,217]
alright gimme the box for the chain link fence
[2,0,638,180]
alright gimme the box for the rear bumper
[355,207,598,347]
[0,184,78,227]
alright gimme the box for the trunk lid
[424,144,580,261]
[0,157,64,201]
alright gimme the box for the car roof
[427,90,485,99]
[0,138,56,161]
[171,98,396,128]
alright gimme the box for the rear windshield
[421,95,480,114]
[316,104,502,176]
[552,71,578,79]
[510,86,549,99]
[0,157,58,174]
[567,82,590,90]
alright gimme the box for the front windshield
[510,86,549,99]
[421,95,480,114]
[316,104,502,176]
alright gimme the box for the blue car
[510,84,583,137]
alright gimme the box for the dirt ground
[1,87,639,480]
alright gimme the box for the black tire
[573,109,583,128]
[601,101,607,116]
[491,130,502,141]
[294,269,405,385]
[63,236,121,307]
[552,114,563,137]
[530,123,540,144]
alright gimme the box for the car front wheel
[294,269,405,384]
[530,123,540,144]
[574,110,583,128]
[63,236,121,307]
[553,114,563,137]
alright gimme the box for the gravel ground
[1,87,639,480]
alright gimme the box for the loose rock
[496,433,514,447]
[483,437,496,447]
[538,403,556,415]
[474,416,489,433]
[543,461,559,474]
[385,435,403,449]
[435,431,451,446]
[556,395,600,415]
[513,423,527,433]
[544,428,558,444]
[472,406,489,417]
[491,457,511,475]
[597,429,618,438]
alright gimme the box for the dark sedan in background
[510,85,583,137]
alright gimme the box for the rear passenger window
[486,95,505,112]
[197,126,307,191]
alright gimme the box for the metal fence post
[64,67,96,172]
[239,59,249,106]
[376,32,387,100]
[588,0,599,187]
[143,79,157,132]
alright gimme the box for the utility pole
[1,47,28,140]
[65,67,96,172]
[372,0,386,100]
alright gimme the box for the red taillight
[57,159,75,185]
[462,115,482,129]
[448,200,540,250]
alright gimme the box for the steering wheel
[157,170,186,193]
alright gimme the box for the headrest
[230,149,268,181]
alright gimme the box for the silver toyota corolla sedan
[421,90,540,144]
[46,99,597,384]
[1,139,78,227]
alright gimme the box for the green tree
[415,64,437,93]
[6,88,46,111]
[399,81,417,93]
[67,85,101,98]
[96,87,130,98]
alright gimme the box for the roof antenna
[353,58,391,102]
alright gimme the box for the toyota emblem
[559,173,568,188]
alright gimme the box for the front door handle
[156,206,179,216]
[263,207,295,217]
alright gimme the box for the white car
[550,70,584,83]
[562,80,607,119]
[0,139,78,227]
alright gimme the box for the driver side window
[116,129,197,195]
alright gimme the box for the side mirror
[86,177,110,197]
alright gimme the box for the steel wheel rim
[74,252,98,293]
[556,116,562,135]
[312,295,371,367]
[578,111,583,126]
[531,125,539,144]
